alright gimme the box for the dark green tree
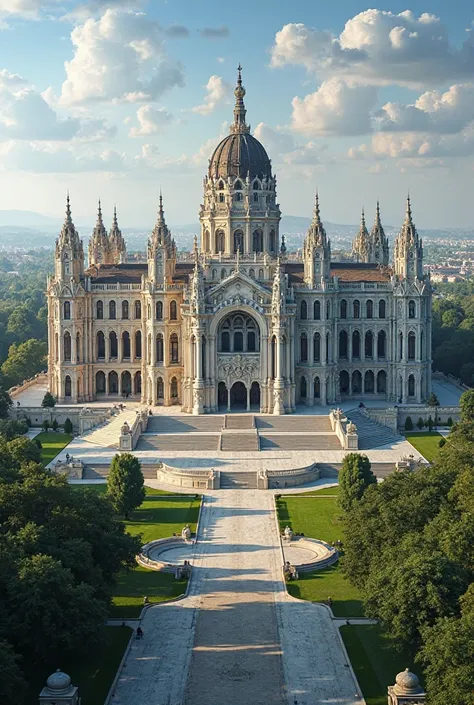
[63,418,73,434]
[0,640,27,705]
[42,419,49,432]
[0,419,28,441]
[460,389,474,422]
[1,339,47,387]
[427,392,440,407]
[0,386,12,419]
[41,392,56,408]
[107,453,145,519]
[417,417,424,430]
[338,453,376,513]
[404,416,413,431]
[7,437,41,466]
[428,415,434,432]
[51,418,58,432]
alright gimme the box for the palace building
[47,68,432,413]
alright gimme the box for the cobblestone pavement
[110,491,364,705]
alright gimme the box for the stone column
[105,333,110,362]
[321,375,327,406]
[246,385,250,411]
[193,330,204,415]
[273,332,285,415]
[227,386,231,412]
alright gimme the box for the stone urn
[182,524,192,541]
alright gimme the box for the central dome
[208,65,272,180]
[209,133,271,180]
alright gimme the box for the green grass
[35,431,73,466]
[277,494,364,617]
[340,624,422,705]
[405,431,442,462]
[28,625,132,705]
[111,492,201,617]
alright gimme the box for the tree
[51,418,58,432]
[417,417,424,430]
[338,453,376,513]
[448,417,453,427]
[7,437,41,466]
[42,419,49,432]
[427,393,440,407]
[64,418,73,434]
[0,419,28,441]
[6,305,40,344]
[0,386,12,419]
[0,640,27,705]
[404,416,413,431]
[107,453,145,519]
[41,392,56,408]
[460,389,474,423]
[438,438,446,448]
[428,415,434,432]
[1,339,47,388]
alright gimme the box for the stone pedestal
[388,669,426,704]
[39,670,79,705]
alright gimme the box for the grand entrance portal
[250,381,260,408]
[230,381,246,410]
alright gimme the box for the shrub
[42,419,49,432]
[417,417,424,430]
[51,418,58,432]
[428,415,434,432]
[0,418,28,441]
[41,392,56,408]
[447,417,453,427]
[438,438,446,448]
[63,418,73,435]
[405,416,413,431]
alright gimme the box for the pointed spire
[193,234,199,262]
[375,199,381,226]
[306,190,327,248]
[109,205,127,263]
[230,63,250,134]
[405,192,413,225]
[56,191,83,265]
[360,207,366,228]
[313,191,321,224]
[65,190,72,223]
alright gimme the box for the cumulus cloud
[129,105,172,137]
[191,75,231,115]
[59,9,184,105]
[254,122,328,164]
[199,26,229,38]
[271,11,474,87]
[350,125,474,161]
[291,78,377,136]
[376,83,474,134]
[0,69,113,141]
[0,0,53,19]
[1,141,127,172]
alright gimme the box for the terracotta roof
[85,262,193,285]
[285,262,304,284]
[330,263,392,282]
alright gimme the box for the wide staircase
[220,470,258,489]
[136,434,220,452]
[344,409,402,449]
[259,434,341,450]
[80,408,138,448]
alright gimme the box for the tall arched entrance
[250,381,260,409]
[230,381,246,410]
[218,381,227,409]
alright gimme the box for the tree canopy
[338,453,376,513]
[1,339,47,388]
[107,453,145,519]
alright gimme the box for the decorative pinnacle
[113,204,118,226]
[231,64,249,134]
[361,207,366,227]
[313,191,321,221]
[65,191,72,221]
[97,199,103,224]
[375,200,381,224]
[405,193,412,222]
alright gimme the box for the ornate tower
[303,193,331,287]
[200,66,281,258]
[351,208,370,263]
[88,201,111,266]
[394,196,424,281]
[369,201,389,265]
[109,206,127,264]
[54,194,84,282]
[147,193,176,287]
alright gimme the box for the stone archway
[218,381,227,409]
[230,381,246,410]
[250,381,260,408]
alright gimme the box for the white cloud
[1,141,127,172]
[254,122,328,165]
[271,11,474,87]
[291,78,377,136]
[129,105,172,137]
[59,9,184,105]
[191,75,231,115]
[376,83,474,134]
[0,0,49,19]
[350,124,474,160]
[0,69,114,141]
[217,57,225,64]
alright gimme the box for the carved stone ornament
[121,421,131,435]
[217,353,260,385]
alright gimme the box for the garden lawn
[405,431,442,462]
[340,624,422,705]
[276,493,364,617]
[28,625,132,705]
[35,431,73,465]
[111,492,201,617]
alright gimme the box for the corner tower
[303,193,331,287]
[199,66,281,257]
[394,196,423,281]
[147,193,176,288]
[54,194,84,282]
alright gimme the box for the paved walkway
[110,491,363,705]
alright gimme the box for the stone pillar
[193,331,204,415]
[246,385,250,411]
[273,333,285,415]
[105,333,110,362]
[227,386,231,411]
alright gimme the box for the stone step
[80,409,138,448]
[220,431,259,452]
[135,434,220,452]
[146,415,224,434]
[256,416,332,432]
[220,471,258,489]
[344,410,402,449]
[225,415,255,430]
[260,434,342,450]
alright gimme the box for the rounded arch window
[170,300,177,320]
[218,312,260,353]
[300,300,308,320]
[96,300,103,319]
[340,299,347,319]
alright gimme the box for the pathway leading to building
[110,491,363,705]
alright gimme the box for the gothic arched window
[364,370,375,393]
[300,300,308,320]
[269,230,276,252]
[170,333,179,363]
[252,229,263,253]
[352,330,360,359]
[409,300,416,318]
[234,180,243,190]
[109,300,116,320]
[171,377,178,398]
[300,376,307,399]
[109,331,118,358]
[97,331,105,360]
[96,300,103,319]
[377,330,386,358]
[313,333,321,362]
[379,299,386,318]
[156,334,164,363]
[408,374,416,397]
[340,299,347,319]
[365,331,373,358]
[300,332,308,362]
[64,375,72,397]
[408,331,416,360]
[216,230,225,253]
[156,301,163,320]
[157,377,164,399]
[135,330,142,359]
[314,376,320,399]
[63,301,71,320]
[170,300,177,320]
[353,300,360,319]
[122,331,130,359]
[377,370,387,394]
[122,301,129,320]
[234,230,244,254]
[314,300,321,320]
[366,300,374,319]
[252,180,260,190]
[63,332,71,362]
[134,300,141,319]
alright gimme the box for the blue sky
[0,0,473,229]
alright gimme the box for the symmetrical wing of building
[47,68,432,413]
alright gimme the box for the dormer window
[234,180,243,190]
[218,180,225,190]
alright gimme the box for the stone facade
[47,69,432,413]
